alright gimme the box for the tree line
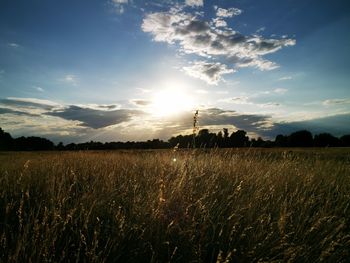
[1,127,350,151]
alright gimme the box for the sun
[150,88,194,116]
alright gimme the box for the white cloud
[195,89,209,94]
[8,43,20,48]
[130,99,151,106]
[323,98,350,106]
[212,18,227,27]
[185,0,203,7]
[136,88,152,93]
[228,96,251,104]
[110,0,128,14]
[216,7,242,18]
[62,74,78,86]
[256,27,266,33]
[183,61,234,85]
[34,86,44,92]
[142,6,295,84]
[274,88,288,94]
[278,76,292,81]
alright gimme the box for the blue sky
[0,0,349,143]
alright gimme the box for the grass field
[0,148,350,262]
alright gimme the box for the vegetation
[1,149,349,262]
[1,127,350,151]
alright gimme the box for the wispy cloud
[110,0,129,14]
[273,88,288,94]
[130,99,152,106]
[8,42,20,48]
[219,96,281,108]
[195,89,209,94]
[34,86,44,92]
[278,76,292,81]
[323,98,350,106]
[142,5,295,84]
[256,27,266,33]
[2,97,59,108]
[62,74,78,86]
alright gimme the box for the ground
[0,148,349,262]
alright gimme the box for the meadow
[0,148,349,262]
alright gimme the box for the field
[0,149,350,262]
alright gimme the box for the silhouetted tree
[0,128,13,150]
[314,133,341,147]
[340,135,350,147]
[250,137,265,147]
[56,142,65,150]
[223,128,229,147]
[230,130,249,147]
[13,136,54,151]
[275,134,288,147]
[196,129,217,147]
[288,130,313,147]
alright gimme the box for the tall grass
[0,149,349,262]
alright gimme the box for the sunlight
[150,88,195,116]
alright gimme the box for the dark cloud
[131,99,152,106]
[153,109,350,140]
[0,98,56,110]
[46,105,143,129]
[0,107,39,116]
[183,61,234,84]
[267,113,350,138]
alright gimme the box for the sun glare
[150,88,194,116]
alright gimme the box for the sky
[0,0,350,143]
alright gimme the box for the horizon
[1,0,350,144]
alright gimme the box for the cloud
[231,97,250,104]
[110,0,128,14]
[1,97,349,141]
[219,96,281,108]
[185,0,203,7]
[8,43,20,48]
[323,98,350,106]
[195,89,209,94]
[47,105,143,129]
[183,61,234,85]
[62,74,78,85]
[34,86,44,92]
[256,27,265,33]
[278,76,292,81]
[0,97,59,110]
[212,18,227,27]
[0,107,38,117]
[215,7,242,18]
[131,99,152,106]
[268,113,350,138]
[273,88,288,94]
[142,6,295,84]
